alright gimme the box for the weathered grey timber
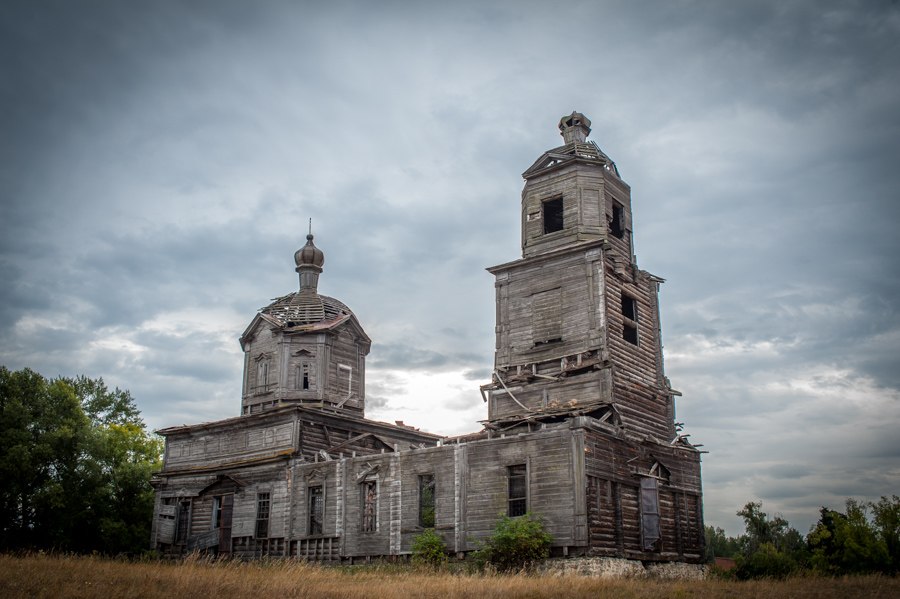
[151,112,705,564]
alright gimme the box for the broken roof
[522,140,620,179]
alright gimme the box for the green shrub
[734,542,798,580]
[471,513,552,572]
[411,528,448,568]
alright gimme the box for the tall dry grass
[0,553,898,599]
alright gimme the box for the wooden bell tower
[485,112,678,441]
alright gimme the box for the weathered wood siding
[490,369,612,422]
[324,329,365,411]
[241,319,368,416]
[521,166,608,258]
[603,262,674,439]
[164,414,296,471]
[582,425,703,560]
[397,446,457,552]
[241,321,281,411]
[492,247,603,369]
[463,429,579,550]
[291,461,341,538]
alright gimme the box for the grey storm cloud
[2,0,899,536]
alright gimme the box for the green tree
[704,525,741,562]
[0,366,161,554]
[871,495,900,574]
[472,513,552,572]
[808,499,890,575]
[733,501,806,579]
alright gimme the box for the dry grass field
[1,554,898,599]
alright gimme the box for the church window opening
[256,358,270,392]
[338,364,352,398]
[308,485,324,535]
[361,480,377,532]
[300,363,310,390]
[175,500,190,543]
[640,477,661,551]
[621,294,638,345]
[507,464,527,517]
[213,496,223,529]
[418,474,436,528]
[611,201,625,238]
[542,197,564,234]
[255,492,270,539]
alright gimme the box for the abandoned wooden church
[150,112,705,563]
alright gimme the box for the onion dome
[257,234,354,329]
[294,234,325,271]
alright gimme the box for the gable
[198,474,247,496]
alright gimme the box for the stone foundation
[540,557,707,580]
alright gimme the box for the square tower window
[542,198,564,234]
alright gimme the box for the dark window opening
[308,486,323,536]
[255,492,270,539]
[508,464,527,517]
[623,324,638,345]
[419,474,436,528]
[621,295,637,320]
[621,294,638,345]
[611,202,625,238]
[175,501,190,543]
[533,337,562,346]
[361,480,377,532]
[213,496,223,529]
[302,364,310,390]
[542,198,564,234]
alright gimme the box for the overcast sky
[2,0,899,536]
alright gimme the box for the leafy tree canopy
[0,366,162,554]
[709,497,900,579]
